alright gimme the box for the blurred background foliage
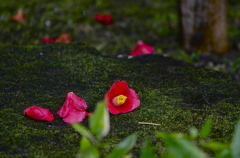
[0,0,240,80]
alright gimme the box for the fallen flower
[130,40,154,56]
[56,92,89,124]
[11,9,27,22]
[24,105,54,122]
[55,33,72,43]
[41,37,55,43]
[105,81,140,114]
[95,13,113,25]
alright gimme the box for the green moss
[0,43,240,157]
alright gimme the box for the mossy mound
[1,43,240,157]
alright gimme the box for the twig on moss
[138,122,160,126]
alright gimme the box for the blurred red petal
[95,13,113,25]
[95,13,103,21]
[130,41,154,56]
[41,37,55,43]
[102,14,113,25]
[24,105,54,122]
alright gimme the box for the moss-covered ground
[1,43,240,157]
[1,0,240,157]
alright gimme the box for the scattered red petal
[56,92,89,124]
[24,105,54,122]
[95,13,113,25]
[105,81,140,115]
[130,41,154,56]
[41,37,55,43]
[55,33,72,43]
[95,13,103,21]
[11,9,27,22]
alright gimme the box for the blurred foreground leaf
[89,100,110,141]
[158,132,208,158]
[106,133,137,158]
[231,119,240,158]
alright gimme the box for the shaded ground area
[0,44,240,157]
[0,0,240,81]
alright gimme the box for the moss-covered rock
[1,43,240,157]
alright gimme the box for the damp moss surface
[0,43,240,157]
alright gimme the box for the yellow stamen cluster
[112,95,127,106]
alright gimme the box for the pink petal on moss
[62,110,89,124]
[56,92,87,118]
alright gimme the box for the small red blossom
[41,37,55,43]
[56,92,90,124]
[24,105,54,122]
[55,33,72,43]
[130,41,154,56]
[95,13,113,25]
[11,9,27,22]
[105,81,140,115]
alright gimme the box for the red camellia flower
[130,40,154,56]
[41,37,55,43]
[94,13,113,25]
[105,81,140,115]
[24,105,54,122]
[56,92,90,124]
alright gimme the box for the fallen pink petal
[130,40,154,56]
[24,105,54,122]
[56,92,89,124]
[105,80,140,115]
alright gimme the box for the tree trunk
[179,0,229,55]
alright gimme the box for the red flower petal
[62,110,90,124]
[56,92,89,124]
[24,105,54,122]
[130,41,154,56]
[95,13,113,25]
[101,14,113,25]
[56,92,88,118]
[95,13,103,21]
[105,81,140,114]
[41,37,55,43]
